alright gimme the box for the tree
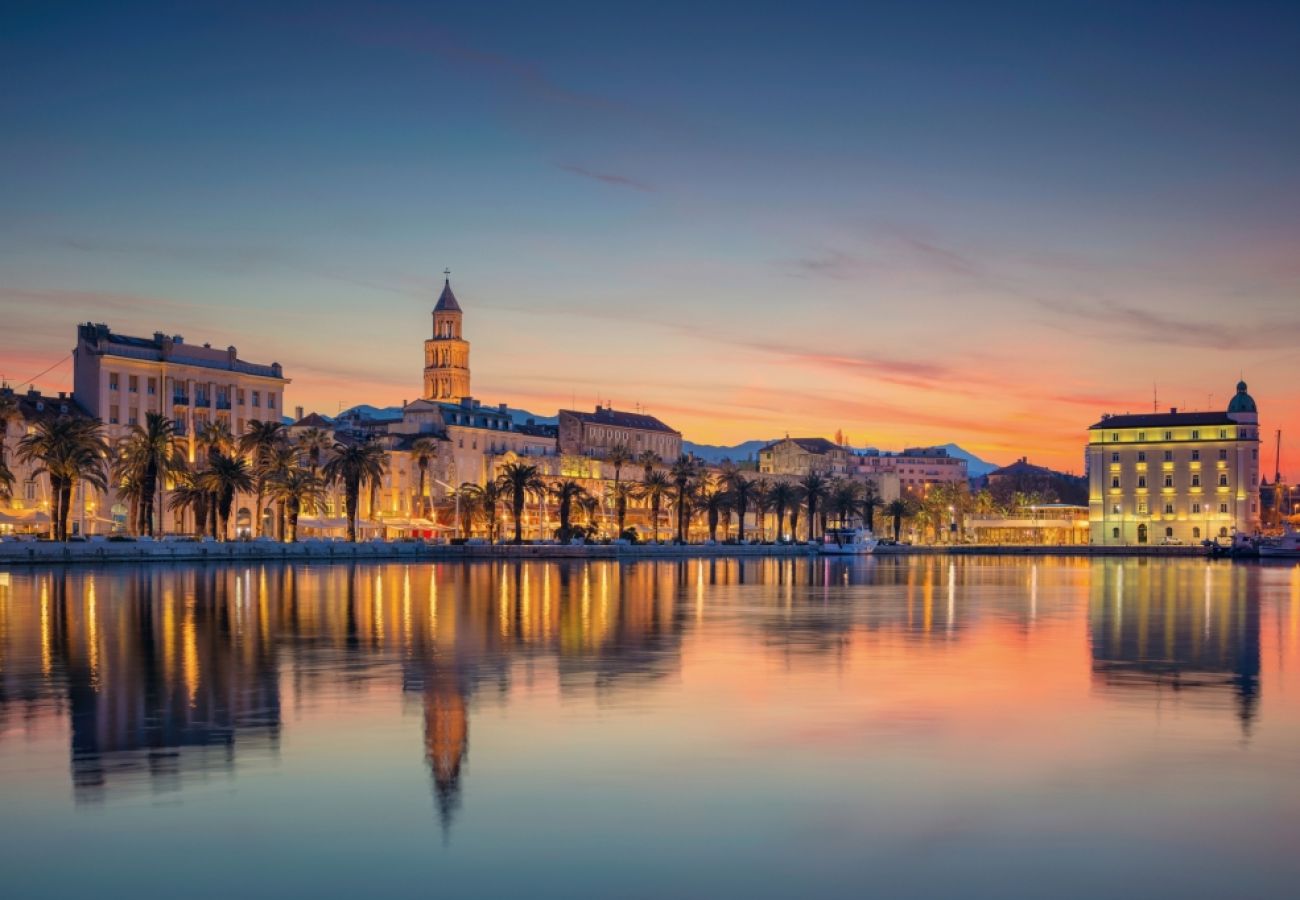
[200,452,253,541]
[550,479,590,542]
[496,462,545,543]
[751,481,773,541]
[861,480,882,533]
[195,420,235,537]
[727,473,759,543]
[268,468,326,542]
[410,437,441,519]
[768,481,797,543]
[167,466,210,536]
[608,479,635,540]
[239,419,287,537]
[296,427,333,475]
[111,413,179,537]
[637,450,661,482]
[828,478,863,529]
[0,456,14,501]
[0,390,18,470]
[639,470,672,543]
[17,416,109,541]
[669,455,701,543]
[885,498,912,543]
[323,439,387,542]
[700,484,732,542]
[787,486,805,543]
[798,471,830,541]
[460,479,505,541]
[256,442,298,540]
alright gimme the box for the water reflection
[1089,561,1261,732]
[0,557,1287,839]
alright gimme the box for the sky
[2,0,1298,473]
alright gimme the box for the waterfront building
[423,277,471,402]
[72,322,289,452]
[0,387,98,535]
[965,504,1090,545]
[758,437,855,476]
[558,406,681,461]
[1086,382,1262,545]
[853,447,968,495]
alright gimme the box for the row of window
[1110,473,1230,488]
[108,373,276,410]
[1111,501,1232,516]
[1105,428,1245,442]
[1111,525,1228,541]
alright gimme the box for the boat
[1258,525,1300,559]
[818,527,878,555]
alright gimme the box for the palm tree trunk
[513,495,524,543]
[346,479,359,542]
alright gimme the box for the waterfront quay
[0,539,1212,567]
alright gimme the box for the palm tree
[194,420,235,538]
[828,478,863,529]
[751,481,773,542]
[798,471,830,541]
[496,461,545,543]
[727,474,760,543]
[268,468,326,542]
[577,493,601,538]
[0,457,14,501]
[639,470,672,543]
[637,450,661,482]
[861,480,882,534]
[768,481,797,543]
[787,486,805,543]
[18,417,109,541]
[239,419,287,537]
[113,412,178,537]
[607,443,632,486]
[668,455,701,543]
[700,485,732,542]
[167,466,210,536]
[885,498,912,543]
[201,452,254,540]
[256,442,299,539]
[550,479,590,542]
[459,479,505,541]
[609,479,635,540]
[409,437,441,519]
[296,427,333,475]
[323,439,387,542]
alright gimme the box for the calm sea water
[1,557,1298,898]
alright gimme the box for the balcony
[172,394,190,406]
[193,396,211,408]
[216,399,232,410]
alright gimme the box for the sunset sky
[3,1,1298,473]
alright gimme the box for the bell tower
[423,271,471,401]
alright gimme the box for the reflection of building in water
[1089,561,1260,731]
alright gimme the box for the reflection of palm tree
[422,675,468,841]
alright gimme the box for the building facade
[758,438,855,476]
[73,322,289,454]
[853,447,969,494]
[0,387,98,535]
[1087,382,1262,545]
[423,278,471,402]
[558,406,681,461]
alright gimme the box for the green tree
[700,484,732,542]
[550,479,590,542]
[112,412,179,537]
[409,437,441,519]
[200,452,254,541]
[268,468,326,542]
[768,481,797,543]
[669,455,701,543]
[18,416,109,541]
[323,439,387,542]
[885,498,913,543]
[727,473,759,543]
[496,462,545,543]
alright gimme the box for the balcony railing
[172,394,190,406]
[193,396,211,408]
[216,399,232,410]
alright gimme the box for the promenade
[0,539,1208,567]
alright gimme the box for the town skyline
[4,1,1298,474]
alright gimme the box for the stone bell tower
[423,272,471,401]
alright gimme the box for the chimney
[294,405,304,421]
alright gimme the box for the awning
[0,508,51,525]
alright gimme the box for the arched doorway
[1137,524,1148,544]
[236,507,252,539]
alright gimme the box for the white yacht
[818,527,879,555]
[1258,525,1300,559]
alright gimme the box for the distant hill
[683,439,774,463]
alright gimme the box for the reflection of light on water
[696,561,704,623]
[183,598,198,708]
[498,567,509,639]
[428,566,438,638]
[581,567,591,648]
[86,577,99,692]
[947,562,955,637]
[1030,564,1038,625]
[403,567,412,652]
[521,568,531,643]
[164,589,177,682]
[1205,565,1213,641]
[543,564,552,642]
[39,580,50,677]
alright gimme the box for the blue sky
[3,0,1298,468]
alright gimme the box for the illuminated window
[1192,503,1201,514]
[1111,504,1121,515]
[1165,432,1172,441]
[1164,475,1173,487]
[1164,503,1174,514]
[1219,474,1229,486]
[1111,432,1119,442]
[1191,431,1199,440]
[1137,501,1148,515]
[1193,527,1201,539]
[1220,503,1229,514]
[1111,476,1120,488]
[1138,476,1147,488]
[1192,475,1200,487]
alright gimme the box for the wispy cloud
[556,163,654,193]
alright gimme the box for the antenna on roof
[1152,383,1158,413]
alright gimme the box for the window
[1219,449,1228,461]
[128,409,138,426]
[1138,432,1146,441]
[1111,476,1120,488]
[1220,503,1229,514]
[1219,474,1229,486]
[1165,527,1174,538]
[1111,504,1121,515]
[1164,503,1174,515]
[1138,476,1147,488]
[1192,475,1200,487]
[1137,501,1148,515]
[1193,527,1201,539]
[109,372,119,391]
[147,378,157,396]
[1220,430,1227,439]
[268,394,276,410]
[238,389,246,405]
[1192,503,1201,514]
[128,375,139,393]
[1137,451,1146,462]
[109,405,119,425]
[1192,449,1200,461]
[1219,527,1228,538]
[1192,430,1200,439]
[24,481,37,501]
[1112,527,1120,539]
[1111,432,1119,442]
[1165,432,1172,441]
[1111,452,1120,463]
[1164,450,1173,461]
[252,391,261,407]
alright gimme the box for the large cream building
[1087,382,1261,545]
[73,322,289,453]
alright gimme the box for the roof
[291,412,335,429]
[1227,381,1257,414]
[0,388,92,424]
[989,458,1058,478]
[434,278,461,313]
[1089,411,1235,429]
[761,437,844,455]
[561,407,678,435]
[77,322,286,381]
